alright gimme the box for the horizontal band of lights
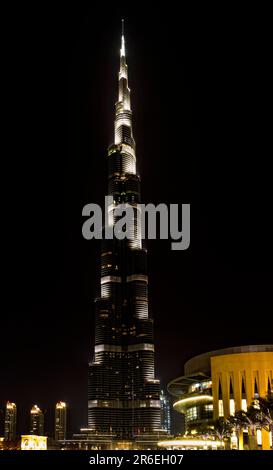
[128,343,154,352]
[121,143,136,159]
[101,276,122,284]
[94,343,154,353]
[126,274,148,283]
[158,439,221,448]
[173,395,213,410]
[115,116,131,128]
[135,301,148,319]
[88,399,160,409]
[108,143,136,159]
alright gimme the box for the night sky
[1,5,272,437]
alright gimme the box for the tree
[228,409,260,450]
[208,418,232,450]
[248,392,273,449]
[228,413,242,449]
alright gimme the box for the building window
[257,429,262,446]
[218,400,224,417]
[241,399,247,412]
[186,406,198,422]
[229,399,235,416]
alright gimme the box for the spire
[114,18,135,160]
[121,19,125,57]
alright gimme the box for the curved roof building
[168,345,273,450]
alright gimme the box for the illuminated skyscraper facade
[160,390,171,434]
[55,401,67,441]
[88,23,162,440]
[30,405,44,436]
[4,402,17,441]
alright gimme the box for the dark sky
[1,5,272,437]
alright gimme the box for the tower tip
[120,19,125,57]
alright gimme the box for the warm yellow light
[229,398,235,416]
[257,429,262,446]
[6,402,16,409]
[21,435,47,450]
[218,399,224,417]
[173,395,213,410]
[56,401,66,409]
[158,439,221,447]
[241,399,247,412]
[30,405,42,414]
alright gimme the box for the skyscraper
[30,405,44,436]
[160,390,171,434]
[88,21,162,442]
[55,401,67,441]
[4,402,17,441]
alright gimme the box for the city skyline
[1,7,272,439]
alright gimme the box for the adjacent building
[21,435,47,450]
[87,21,162,446]
[168,344,273,450]
[4,402,17,441]
[30,405,44,436]
[160,390,171,434]
[55,401,67,441]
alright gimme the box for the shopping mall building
[167,345,273,450]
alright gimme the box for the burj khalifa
[88,21,162,442]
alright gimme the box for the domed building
[168,345,273,450]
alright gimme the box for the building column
[261,429,271,450]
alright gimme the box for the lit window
[229,399,235,416]
[241,399,247,412]
[218,400,224,417]
[257,429,262,446]
[186,406,198,422]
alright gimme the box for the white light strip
[158,439,221,447]
[174,395,213,409]
[121,35,125,57]
[126,275,148,283]
[101,276,122,284]
[128,343,154,352]
[94,343,154,353]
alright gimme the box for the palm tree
[228,413,243,449]
[186,421,212,438]
[209,418,233,450]
[249,392,273,449]
[230,409,261,450]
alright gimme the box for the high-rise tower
[4,402,17,441]
[30,405,44,436]
[88,21,162,441]
[55,401,67,441]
